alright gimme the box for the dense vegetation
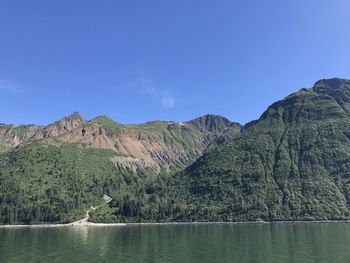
[2,78,350,224]
[165,78,350,221]
[0,114,232,224]
[0,143,120,223]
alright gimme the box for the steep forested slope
[169,78,350,221]
[2,78,350,224]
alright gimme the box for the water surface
[1,223,350,263]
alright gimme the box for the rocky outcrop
[32,112,86,140]
[0,112,86,151]
[0,113,233,174]
[0,124,42,150]
[56,115,233,172]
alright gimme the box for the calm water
[1,223,350,263]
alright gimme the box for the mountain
[32,112,86,140]
[0,112,86,151]
[168,78,350,221]
[58,114,232,172]
[0,113,232,224]
[0,113,231,171]
[0,124,41,151]
[2,77,350,224]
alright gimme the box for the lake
[1,223,350,263]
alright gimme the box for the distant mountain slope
[0,124,41,151]
[2,78,350,224]
[0,113,232,171]
[32,112,86,140]
[170,78,350,221]
[56,114,232,172]
[0,114,232,224]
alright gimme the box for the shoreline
[2,220,350,228]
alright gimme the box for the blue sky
[0,0,350,125]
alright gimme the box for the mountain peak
[33,112,87,140]
[52,112,86,126]
[90,115,124,134]
[68,111,83,119]
[188,114,233,133]
[314,78,350,90]
[90,115,122,126]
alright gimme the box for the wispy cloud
[0,79,21,93]
[161,95,175,108]
[146,86,176,109]
[118,72,177,109]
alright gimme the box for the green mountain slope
[169,78,350,221]
[0,143,122,223]
[0,114,232,224]
[2,78,350,224]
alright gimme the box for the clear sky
[0,0,349,125]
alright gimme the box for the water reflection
[70,226,89,244]
[1,223,350,263]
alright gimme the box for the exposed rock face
[32,112,86,139]
[60,122,117,151]
[0,112,86,151]
[111,156,156,173]
[57,115,233,172]
[0,113,233,173]
[4,78,350,224]
[0,124,42,150]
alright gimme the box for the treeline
[0,143,126,224]
[4,78,350,224]
[0,141,192,224]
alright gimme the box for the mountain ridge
[2,77,350,224]
[169,77,350,221]
[0,113,234,175]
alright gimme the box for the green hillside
[167,78,350,221]
[2,78,350,224]
[0,114,232,224]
